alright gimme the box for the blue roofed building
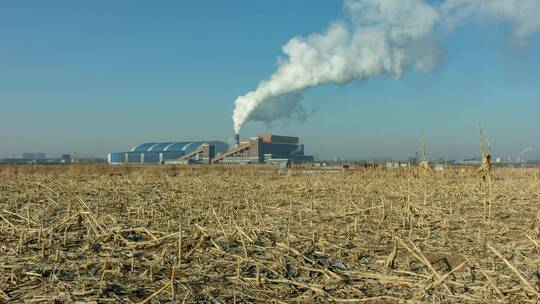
[108,141,229,164]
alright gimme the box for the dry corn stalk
[420,131,432,171]
[420,160,431,171]
[1,164,539,303]
[478,125,493,223]
[478,128,492,181]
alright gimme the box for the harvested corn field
[1,165,540,303]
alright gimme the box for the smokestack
[234,134,240,148]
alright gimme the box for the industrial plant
[108,134,313,166]
[0,153,76,165]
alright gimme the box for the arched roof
[130,141,229,154]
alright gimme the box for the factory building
[21,153,46,160]
[107,134,312,166]
[108,141,229,164]
[213,134,313,165]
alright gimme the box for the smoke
[248,92,310,127]
[442,0,540,42]
[232,0,540,134]
[518,146,534,157]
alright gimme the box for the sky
[1,1,539,161]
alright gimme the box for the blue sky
[1,1,539,160]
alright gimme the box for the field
[1,165,540,303]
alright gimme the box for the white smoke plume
[518,146,534,157]
[232,0,540,134]
[247,92,309,127]
[442,0,540,42]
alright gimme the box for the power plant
[213,134,313,165]
[108,134,313,166]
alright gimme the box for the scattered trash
[329,260,348,271]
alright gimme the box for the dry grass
[1,164,540,303]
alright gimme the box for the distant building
[212,134,313,165]
[21,153,46,160]
[108,134,313,166]
[385,162,400,169]
[456,157,482,166]
[108,141,229,165]
[61,154,72,163]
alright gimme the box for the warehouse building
[108,141,229,164]
[21,153,46,160]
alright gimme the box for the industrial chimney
[234,134,240,148]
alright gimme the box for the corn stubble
[0,164,539,303]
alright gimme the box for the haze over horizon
[1,1,540,161]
